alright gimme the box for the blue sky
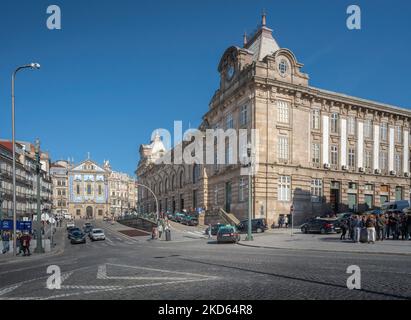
[0,0,410,175]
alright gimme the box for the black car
[68,227,81,239]
[216,226,241,244]
[182,215,199,226]
[301,218,341,234]
[83,225,93,234]
[237,218,268,233]
[70,230,86,244]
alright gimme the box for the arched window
[159,182,162,195]
[193,164,200,184]
[179,171,184,189]
[164,178,168,193]
[171,175,175,191]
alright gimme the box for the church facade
[136,15,411,226]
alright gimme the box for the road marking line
[0,284,21,296]
[106,237,113,243]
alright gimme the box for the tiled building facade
[136,15,411,225]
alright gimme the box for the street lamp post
[12,63,41,255]
[244,143,254,241]
[34,138,44,253]
[135,183,159,223]
[0,191,5,222]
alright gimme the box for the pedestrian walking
[207,224,212,239]
[16,232,24,255]
[351,215,361,243]
[284,215,289,229]
[405,213,411,240]
[1,231,10,254]
[21,232,31,256]
[366,215,376,244]
[158,223,164,239]
[340,219,348,240]
[376,214,386,241]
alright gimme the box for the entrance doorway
[330,182,340,213]
[86,206,93,219]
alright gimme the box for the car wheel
[302,227,308,234]
[320,228,326,234]
[256,228,262,233]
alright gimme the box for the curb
[236,242,411,256]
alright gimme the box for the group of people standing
[340,212,411,243]
[151,218,171,240]
[1,231,32,255]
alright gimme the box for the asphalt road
[0,219,410,300]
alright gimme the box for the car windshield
[219,228,234,233]
[72,231,82,236]
[93,229,103,233]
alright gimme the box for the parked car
[68,227,81,239]
[70,230,86,244]
[166,212,174,220]
[301,218,341,234]
[66,222,75,230]
[204,223,225,236]
[237,218,268,233]
[182,215,199,226]
[217,225,241,244]
[83,225,93,234]
[90,228,106,241]
[174,212,186,223]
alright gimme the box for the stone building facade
[50,158,137,219]
[0,140,52,220]
[136,15,411,225]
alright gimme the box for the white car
[90,228,105,241]
[66,222,75,230]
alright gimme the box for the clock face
[226,64,235,81]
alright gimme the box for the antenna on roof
[262,9,267,26]
[243,31,247,47]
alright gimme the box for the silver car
[90,228,105,241]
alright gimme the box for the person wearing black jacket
[376,214,386,241]
[405,214,411,241]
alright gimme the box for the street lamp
[0,190,5,222]
[243,143,254,241]
[12,63,41,255]
[34,138,44,253]
[135,183,159,223]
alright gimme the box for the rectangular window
[379,152,388,171]
[76,209,81,216]
[331,113,339,134]
[395,126,402,143]
[214,185,218,205]
[395,187,402,201]
[380,185,389,193]
[331,145,338,166]
[348,117,356,135]
[365,150,372,169]
[364,119,373,139]
[277,100,289,124]
[364,184,374,191]
[226,113,234,129]
[278,176,291,201]
[87,184,92,195]
[278,136,289,161]
[98,185,102,195]
[310,179,322,202]
[240,105,248,126]
[312,143,320,164]
[364,194,373,210]
[348,194,357,211]
[348,148,355,168]
[395,153,401,173]
[239,178,246,202]
[380,123,388,141]
[312,110,320,130]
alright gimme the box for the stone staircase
[201,207,241,226]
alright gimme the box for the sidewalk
[0,225,66,264]
[238,228,411,256]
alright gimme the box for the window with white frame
[395,153,401,173]
[240,105,248,126]
[312,143,320,164]
[379,151,388,171]
[331,145,338,165]
[348,117,356,135]
[364,119,373,139]
[311,179,322,202]
[312,109,320,130]
[331,113,339,133]
[380,123,388,141]
[278,136,289,161]
[277,100,289,124]
[226,113,234,129]
[365,150,372,169]
[214,185,218,205]
[395,126,402,143]
[239,177,246,202]
[278,176,291,201]
[348,148,356,167]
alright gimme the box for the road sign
[0,220,32,231]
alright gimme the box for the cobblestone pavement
[0,220,410,300]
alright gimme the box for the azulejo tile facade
[136,15,411,225]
